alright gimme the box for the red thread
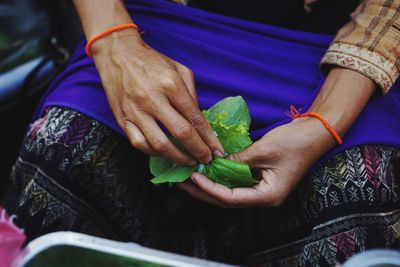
[287,105,343,145]
[85,23,139,57]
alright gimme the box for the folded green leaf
[205,157,257,188]
[219,133,252,155]
[203,96,252,154]
[203,96,250,130]
[149,96,256,188]
[150,165,196,184]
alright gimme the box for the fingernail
[213,150,224,157]
[191,173,198,184]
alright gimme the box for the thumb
[227,144,259,168]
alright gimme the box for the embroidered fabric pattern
[320,0,400,92]
[321,43,397,93]
[9,107,400,266]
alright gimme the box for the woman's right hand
[91,29,224,165]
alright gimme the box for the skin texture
[73,0,376,207]
[74,0,224,165]
[179,68,376,208]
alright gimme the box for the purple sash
[38,0,400,165]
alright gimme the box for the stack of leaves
[149,96,258,188]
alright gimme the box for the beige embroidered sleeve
[320,0,400,93]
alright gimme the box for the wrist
[307,67,375,137]
[90,28,144,58]
[290,117,336,156]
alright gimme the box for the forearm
[72,0,142,55]
[309,67,375,137]
[293,67,375,156]
[73,0,132,38]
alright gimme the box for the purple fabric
[38,0,400,165]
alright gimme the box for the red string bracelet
[85,23,139,57]
[287,105,343,145]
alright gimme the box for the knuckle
[190,113,207,129]
[121,102,143,117]
[184,68,194,78]
[176,98,193,112]
[174,123,193,141]
[132,90,148,103]
[124,126,146,151]
[127,134,143,147]
[130,138,145,150]
[123,123,139,139]
[120,102,133,115]
[151,138,169,152]
[159,75,177,89]
[122,119,133,130]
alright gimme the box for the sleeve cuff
[320,43,399,93]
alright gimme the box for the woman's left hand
[178,117,336,208]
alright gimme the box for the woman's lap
[8,106,400,266]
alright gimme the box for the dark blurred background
[0,0,82,200]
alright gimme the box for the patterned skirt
[8,107,400,266]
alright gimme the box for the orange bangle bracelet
[85,23,139,57]
[287,105,343,145]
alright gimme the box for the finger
[136,113,197,165]
[124,121,158,156]
[176,64,198,104]
[177,182,230,208]
[191,172,264,206]
[167,78,225,157]
[227,142,263,168]
[227,148,253,166]
[154,105,213,164]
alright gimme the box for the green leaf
[148,96,256,188]
[220,133,252,155]
[203,96,250,130]
[205,157,258,188]
[150,156,173,177]
[150,165,196,184]
[203,96,252,154]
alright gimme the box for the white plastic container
[12,232,237,267]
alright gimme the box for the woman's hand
[73,0,223,165]
[91,30,224,165]
[178,67,377,208]
[178,118,336,207]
